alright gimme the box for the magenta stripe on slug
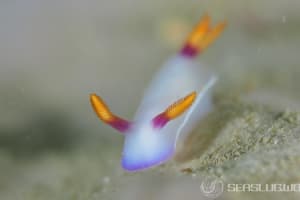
[180,44,200,58]
[110,118,131,133]
[122,147,174,171]
[152,113,169,129]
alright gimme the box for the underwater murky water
[0,0,300,199]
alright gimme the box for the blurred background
[0,0,300,199]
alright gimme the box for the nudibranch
[90,14,226,171]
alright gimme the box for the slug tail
[180,14,226,58]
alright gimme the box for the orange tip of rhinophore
[165,91,197,120]
[186,14,210,48]
[198,20,227,50]
[90,93,114,122]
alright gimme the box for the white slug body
[90,14,226,171]
[122,55,217,171]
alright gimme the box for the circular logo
[200,176,224,199]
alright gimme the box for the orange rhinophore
[90,94,131,133]
[186,14,210,48]
[198,21,227,50]
[152,92,197,129]
[181,14,227,57]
